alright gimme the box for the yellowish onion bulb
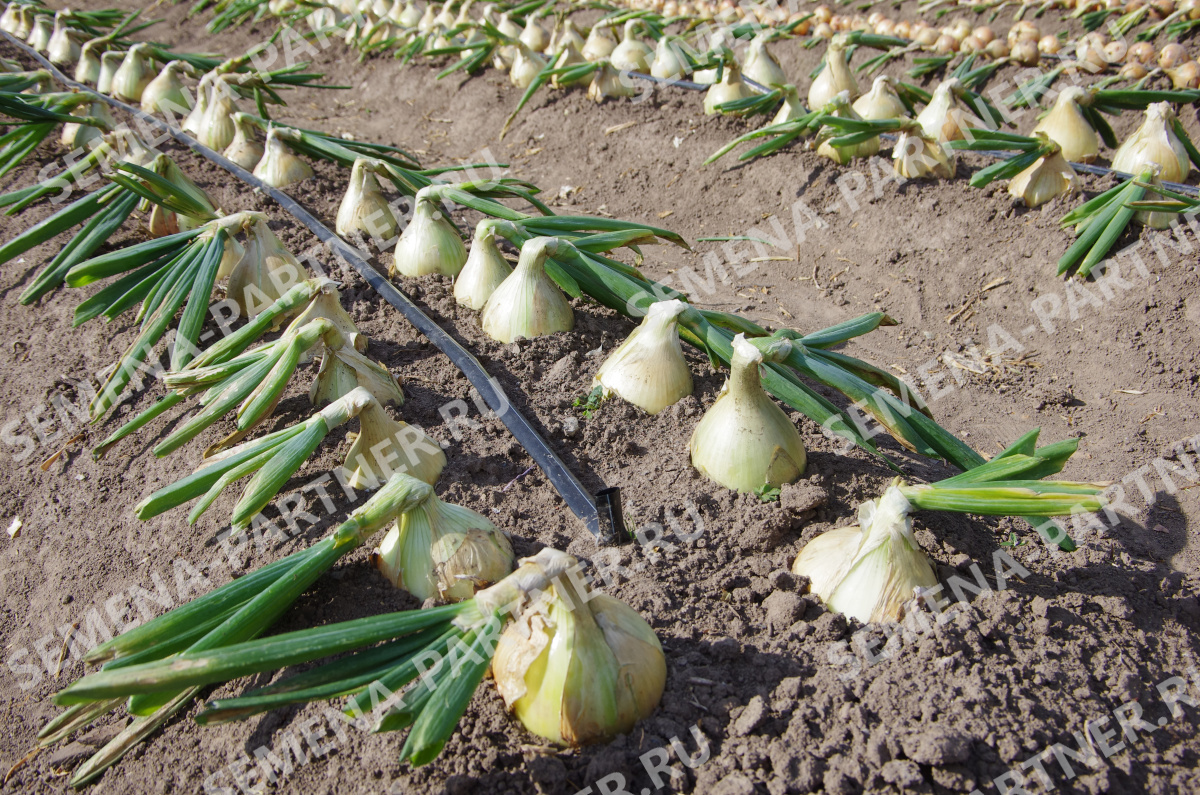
[48,16,82,66]
[519,16,549,53]
[100,129,156,168]
[290,278,367,352]
[96,51,123,95]
[1008,147,1080,208]
[253,127,314,188]
[141,60,192,114]
[582,24,617,62]
[481,236,573,342]
[0,4,20,34]
[792,484,937,624]
[915,77,978,142]
[344,399,446,488]
[391,191,468,278]
[223,112,264,171]
[893,127,956,179]
[433,2,456,29]
[551,19,586,54]
[491,549,666,748]
[693,29,728,85]
[808,34,859,109]
[588,61,636,102]
[817,93,880,165]
[744,33,786,88]
[27,14,51,52]
[550,42,588,88]
[74,38,105,84]
[183,74,212,136]
[704,60,755,114]
[650,35,688,80]
[310,332,405,407]
[1133,171,1174,230]
[594,299,693,415]
[1110,102,1190,183]
[146,155,217,238]
[1032,87,1099,164]
[454,220,513,310]
[610,20,652,72]
[198,76,240,152]
[689,334,806,492]
[417,3,439,33]
[372,493,514,601]
[111,43,154,103]
[510,41,547,89]
[852,75,906,120]
[228,216,308,319]
[13,6,32,39]
[1166,61,1200,89]
[337,158,399,243]
[771,85,806,125]
[493,11,522,67]
[60,99,114,150]
[397,0,421,27]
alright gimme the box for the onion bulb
[893,127,956,179]
[480,236,573,343]
[1008,145,1080,208]
[227,215,307,319]
[343,399,446,488]
[47,15,82,66]
[588,61,636,102]
[491,548,666,747]
[1032,87,1098,164]
[744,33,786,88]
[610,20,652,72]
[551,19,585,54]
[372,491,514,601]
[771,85,806,125]
[183,74,212,136]
[27,14,51,52]
[808,33,858,109]
[454,220,513,310]
[650,35,688,81]
[223,112,264,171]
[391,189,468,278]
[817,91,879,165]
[60,99,114,150]
[582,24,617,62]
[111,43,154,103]
[141,60,192,115]
[689,335,806,492]
[337,157,399,243]
[146,155,217,238]
[852,75,906,121]
[915,77,978,142]
[519,16,549,53]
[253,127,314,189]
[1110,102,1190,183]
[74,39,105,84]
[510,41,547,89]
[550,42,588,88]
[594,299,693,414]
[96,51,122,95]
[704,60,754,115]
[792,483,937,623]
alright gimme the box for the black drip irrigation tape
[1,32,628,546]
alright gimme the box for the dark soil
[1,3,1199,795]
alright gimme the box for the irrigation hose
[0,31,627,546]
